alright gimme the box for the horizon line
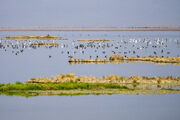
[0,26,180,29]
[1,29,180,32]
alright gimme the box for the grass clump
[0,83,43,91]
[16,81,23,84]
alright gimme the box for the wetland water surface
[0,31,180,120]
[0,31,180,83]
[0,95,180,120]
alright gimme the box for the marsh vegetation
[69,55,180,65]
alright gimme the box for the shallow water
[0,94,180,120]
[0,31,180,120]
[0,31,180,83]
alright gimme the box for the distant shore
[1,26,180,28]
[0,26,180,31]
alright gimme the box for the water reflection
[0,94,180,120]
[1,88,180,98]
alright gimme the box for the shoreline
[1,89,180,97]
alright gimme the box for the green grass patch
[0,82,129,91]
[15,81,23,84]
[0,84,4,88]
[161,88,180,91]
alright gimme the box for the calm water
[0,31,180,83]
[0,95,180,120]
[0,31,180,120]
[1,0,180,119]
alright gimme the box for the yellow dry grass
[2,35,68,40]
[27,73,180,86]
[31,42,59,46]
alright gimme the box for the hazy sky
[0,0,180,26]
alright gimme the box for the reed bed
[26,73,180,86]
[69,55,180,65]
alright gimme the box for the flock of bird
[0,40,59,55]
[0,35,180,59]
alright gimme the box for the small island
[0,73,180,97]
[69,55,180,65]
[1,35,68,40]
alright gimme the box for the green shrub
[16,81,23,84]
[0,84,4,87]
